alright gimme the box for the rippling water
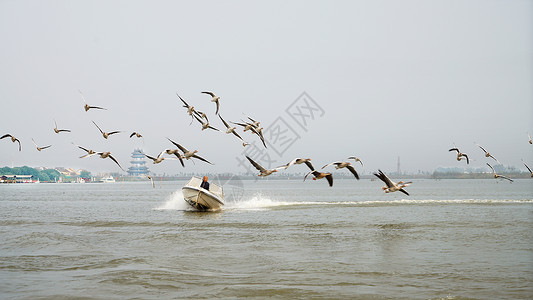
[1,178,532,299]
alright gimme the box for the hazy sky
[1,0,532,175]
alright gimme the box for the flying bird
[193,114,220,131]
[53,120,71,134]
[90,151,124,171]
[0,134,21,151]
[147,176,155,188]
[486,163,513,182]
[245,156,283,177]
[72,143,96,158]
[347,156,364,167]
[477,144,501,164]
[201,91,221,115]
[92,121,121,139]
[219,114,244,141]
[322,161,360,180]
[277,158,314,171]
[167,138,213,165]
[177,92,198,124]
[373,169,411,196]
[31,138,51,151]
[304,170,333,187]
[129,132,143,139]
[164,148,185,167]
[144,151,179,165]
[79,90,107,111]
[449,147,469,164]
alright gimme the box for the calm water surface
[1,178,532,299]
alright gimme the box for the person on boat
[200,176,210,190]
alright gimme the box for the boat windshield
[185,177,224,199]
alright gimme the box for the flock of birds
[1,90,533,196]
[447,140,533,183]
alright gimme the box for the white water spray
[155,190,190,210]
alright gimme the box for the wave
[155,190,533,211]
[224,197,533,210]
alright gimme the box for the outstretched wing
[304,160,315,171]
[499,175,514,182]
[176,92,190,108]
[218,114,230,128]
[322,162,340,169]
[449,148,459,153]
[193,154,213,165]
[399,188,410,196]
[325,174,334,187]
[524,162,532,174]
[167,138,188,153]
[107,154,124,171]
[486,163,495,173]
[346,165,360,180]
[246,156,265,172]
[92,121,104,134]
[374,169,394,188]
[201,91,216,97]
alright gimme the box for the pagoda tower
[128,149,149,176]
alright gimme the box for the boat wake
[155,190,191,211]
[156,190,532,211]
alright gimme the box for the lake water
[1,178,532,299]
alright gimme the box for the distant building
[1,175,33,183]
[128,149,149,176]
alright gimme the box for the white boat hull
[182,187,224,211]
[182,177,225,211]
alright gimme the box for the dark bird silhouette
[1,134,21,151]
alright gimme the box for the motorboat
[101,176,116,183]
[182,176,225,211]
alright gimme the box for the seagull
[449,147,469,164]
[477,144,501,164]
[166,138,213,164]
[79,90,107,111]
[219,114,244,141]
[0,134,21,151]
[201,91,220,115]
[93,151,124,171]
[193,114,220,131]
[177,92,198,124]
[347,156,364,167]
[92,121,121,139]
[53,120,71,134]
[144,151,179,165]
[129,132,143,139]
[529,133,532,145]
[486,163,513,182]
[322,161,360,180]
[164,148,185,167]
[304,170,333,187]
[246,156,283,177]
[147,175,155,188]
[277,158,314,171]
[523,162,533,177]
[31,138,52,151]
[72,143,96,158]
[373,169,411,196]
